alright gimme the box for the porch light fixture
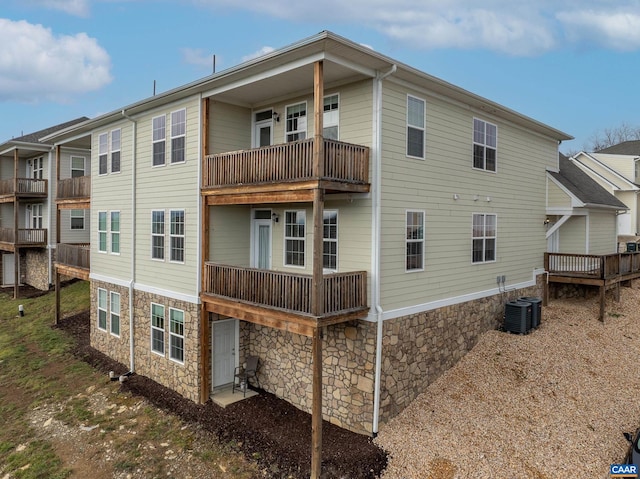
[272,112,280,122]
[272,213,279,223]
[544,218,550,225]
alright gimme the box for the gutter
[372,63,396,437]
[121,110,137,373]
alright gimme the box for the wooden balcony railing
[203,263,367,316]
[0,227,47,246]
[57,176,90,200]
[0,178,47,196]
[203,139,369,188]
[56,243,90,269]
[545,252,640,279]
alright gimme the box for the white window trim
[169,209,185,264]
[170,109,186,164]
[151,210,165,261]
[283,209,306,269]
[405,210,425,272]
[406,95,426,160]
[168,307,185,364]
[472,213,497,264]
[110,128,121,174]
[323,209,338,272]
[285,101,307,143]
[70,209,85,231]
[323,93,339,140]
[98,211,108,253]
[70,156,86,177]
[472,117,498,173]
[98,133,108,176]
[110,211,121,256]
[150,302,165,356]
[110,291,121,337]
[97,288,107,331]
[152,115,167,167]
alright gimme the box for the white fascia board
[574,153,638,191]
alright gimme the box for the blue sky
[2,0,640,154]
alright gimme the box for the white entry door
[253,114,273,148]
[211,319,237,389]
[2,254,15,286]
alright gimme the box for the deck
[0,227,47,250]
[56,177,90,209]
[0,178,47,202]
[55,243,90,280]
[544,252,640,320]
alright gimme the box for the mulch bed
[55,311,388,479]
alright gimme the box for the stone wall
[378,281,543,422]
[132,290,201,403]
[90,280,131,368]
[24,249,50,290]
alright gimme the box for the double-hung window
[110,292,120,336]
[171,109,186,164]
[98,211,107,252]
[152,115,166,166]
[285,210,305,267]
[406,211,425,271]
[110,211,120,254]
[170,210,185,263]
[323,94,339,140]
[111,129,121,173]
[151,210,165,260]
[151,303,165,355]
[323,210,338,270]
[473,118,497,172]
[169,308,184,363]
[97,288,107,330]
[98,133,108,175]
[407,95,425,159]
[70,210,85,230]
[71,156,85,178]
[286,102,307,142]
[472,213,497,263]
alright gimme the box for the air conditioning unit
[504,300,532,334]
[518,296,542,329]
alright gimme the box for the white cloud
[26,0,91,16]
[181,47,217,69]
[241,46,275,62]
[191,0,640,55]
[0,19,112,103]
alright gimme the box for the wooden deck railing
[0,227,47,245]
[203,139,369,188]
[57,176,90,199]
[0,178,47,196]
[545,252,640,279]
[56,243,90,269]
[203,263,367,316]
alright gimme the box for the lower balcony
[201,263,369,336]
[0,227,47,250]
[55,243,90,280]
[0,178,48,201]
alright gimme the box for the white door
[211,319,236,388]
[252,218,272,269]
[254,118,273,148]
[2,254,15,286]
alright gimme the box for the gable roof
[549,154,628,210]
[1,117,89,150]
[597,140,640,156]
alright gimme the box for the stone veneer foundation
[90,281,131,368]
[24,249,50,290]
[242,277,544,435]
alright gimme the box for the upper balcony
[56,176,91,208]
[0,227,47,251]
[202,138,370,205]
[0,178,48,203]
[55,243,90,280]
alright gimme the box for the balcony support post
[13,148,19,299]
[310,326,323,479]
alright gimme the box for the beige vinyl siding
[209,206,251,266]
[378,80,558,310]
[0,203,11,228]
[59,209,91,244]
[210,102,251,154]
[0,157,13,180]
[580,159,628,189]
[588,211,617,254]
[135,97,200,296]
[91,120,133,281]
[559,216,586,253]
[593,154,636,180]
[547,179,572,208]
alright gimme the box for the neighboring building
[570,143,640,236]
[546,154,627,254]
[45,31,572,441]
[0,118,90,296]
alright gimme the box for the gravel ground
[375,284,640,479]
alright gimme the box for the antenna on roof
[153,80,156,96]
[213,54,216,74]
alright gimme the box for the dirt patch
[55,311,388,478]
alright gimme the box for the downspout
[122,110,137,372]
[372,63,396,437]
